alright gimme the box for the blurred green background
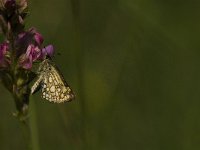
[1,0,200,149]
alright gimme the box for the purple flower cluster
[17,28,54,69]
[0,28,54,69]
[0,0,56,119]
[0,0,54,70]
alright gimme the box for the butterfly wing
[41,65,74,103]
[31,75,43,95]
[31,59,75,103]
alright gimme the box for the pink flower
[19,44,41,69]
[16,28,54,69]
[15,28,44,57]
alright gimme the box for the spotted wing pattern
[31,59,75,103]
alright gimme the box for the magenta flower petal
[44,45,54,57]
[0,48,4,62]
[0,42,9,53]
[15,31,34,56]
[41,45,54,59]
[26,44,41,61]
[0,42,10,67]
[20,55,33,69]
[19,44,42,69]
[34,32,43,45]
[0,42,9,64]
[29,28,43,45]
[15,28,44,57]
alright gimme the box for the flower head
[17,29,54,69]
[0,0,57,119]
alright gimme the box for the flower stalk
[0,0,54,121]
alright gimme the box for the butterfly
[31,59,75,103]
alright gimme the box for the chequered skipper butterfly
[31,59,75,103]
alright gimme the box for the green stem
[29,97,40,150]
[17,120,31,150]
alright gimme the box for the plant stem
[29,97,40,150]
[17,120,31,150]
